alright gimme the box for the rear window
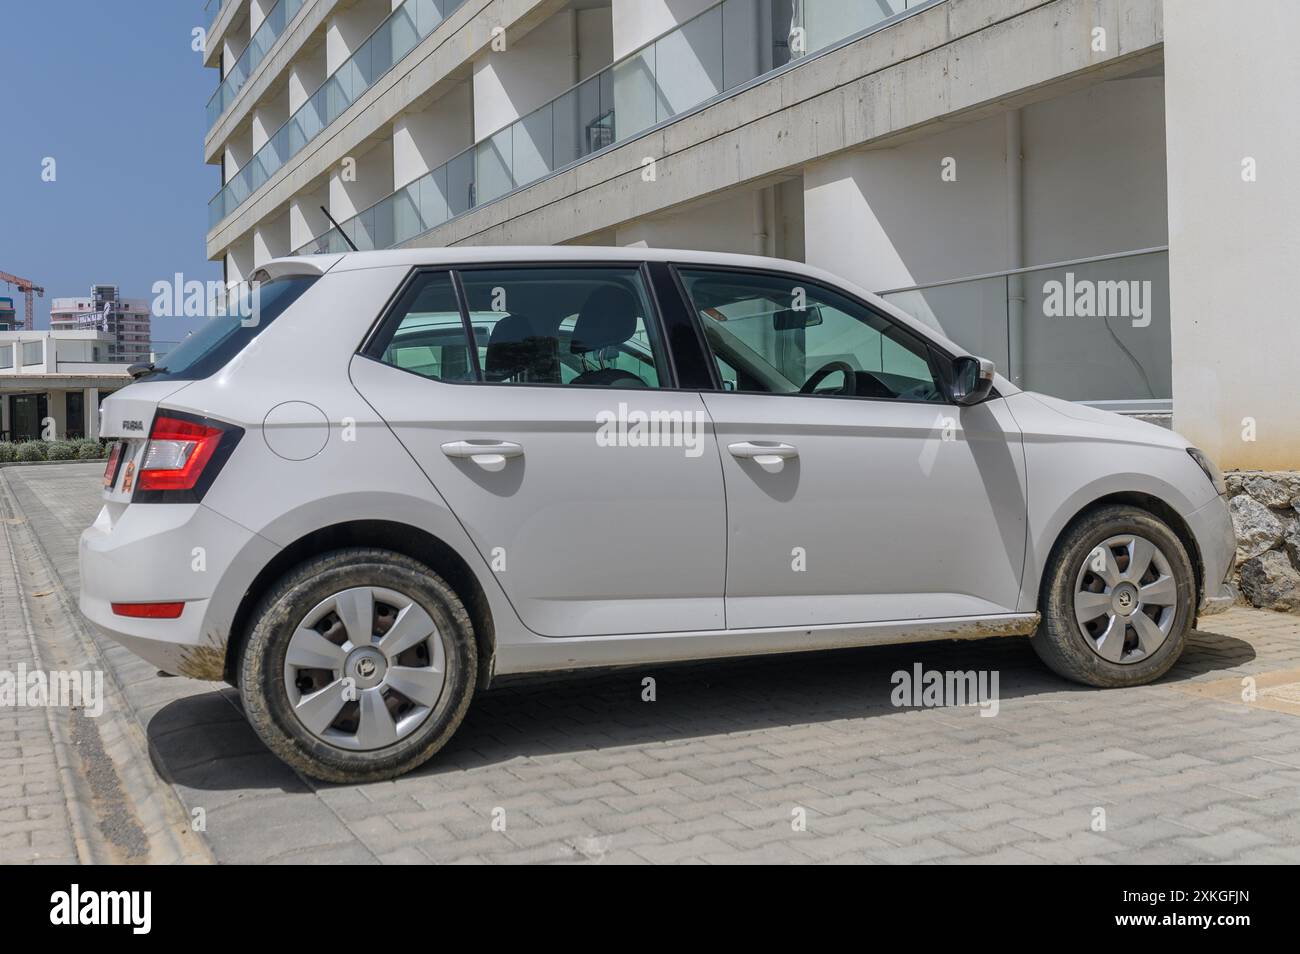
[142,275,318,381]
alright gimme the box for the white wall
[393,83,473,188]
[610,0,716,60]
[473,11,579,139]
[251,89,289,152]
[802,76,1169,400]
[326,0,389,75]
[617,185,801,259]
[289,45,327,113]
[290,184,331,250]
[1165,0,1300,470]
[329,140,394,219]
[253,211,291,266]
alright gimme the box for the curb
[0,470,214,865]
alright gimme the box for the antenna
[319,206,359,252]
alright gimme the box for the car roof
[263,246,1014,390]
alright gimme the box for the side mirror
[950,355,995,406]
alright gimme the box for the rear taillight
[134,412,241,501]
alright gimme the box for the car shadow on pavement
[146,627,1256,793]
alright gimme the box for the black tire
[239,548,476,783]
[1032,505,1195,688]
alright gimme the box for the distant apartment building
[0,329,132,441]
[49,284,152,365]
[203,0,1297,470]
[0,297,15,332]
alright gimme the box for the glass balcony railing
[879,247,1172,404]
[292,0,937,255]
[210,0,469,228]
[207,0,305,129]
[205,0,225,30]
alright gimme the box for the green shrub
[47,441,77,461]
[0,443,14,463]
[76,441,105,460]
[16,442,47,462]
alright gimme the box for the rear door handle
[441,440,524,471]
[728,441,798,471]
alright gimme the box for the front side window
[677,268,945,403]
[457,266,668,389]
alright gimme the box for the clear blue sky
[0,1,222,341]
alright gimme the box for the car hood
[1013,391,1191,451]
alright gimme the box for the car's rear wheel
[1033,505,1195,687]
[239,548,476,782]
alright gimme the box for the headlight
[1187,447,1226,495]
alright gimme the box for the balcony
[879,248,1172,407]
[207,0,306,130]
[209,0,471,227]
[293,0,939,254]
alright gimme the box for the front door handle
[728,441,798,472]
[441,440,524,471]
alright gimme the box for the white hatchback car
[80,247,1235,781]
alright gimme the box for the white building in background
[50,284,153,365]
[0,330,132,441]
[204,0,1298,470]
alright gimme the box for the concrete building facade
[203,0,1298,472]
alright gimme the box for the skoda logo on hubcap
[1113,582,1139,616]
[356,658,377,679]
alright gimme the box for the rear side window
[368,272,475,383]
[367,265,672,390]
[146,275,319,381]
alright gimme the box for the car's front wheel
[1033,505,1195,687]
[239,548,476,782]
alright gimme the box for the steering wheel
[800,360,856,395]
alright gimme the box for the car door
[349,263,727,638]
[673,265,1027,630]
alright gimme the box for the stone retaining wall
[1226,471,1300,613]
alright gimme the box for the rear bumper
[1186,494,1237,618]
[79,500,279,679]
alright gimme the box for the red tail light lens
[137,414,227,492]
[112,602,184,619]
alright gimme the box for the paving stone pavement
[3,462,1300,864]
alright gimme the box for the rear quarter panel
[154,264,525,653]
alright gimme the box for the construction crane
[0,270,44,330]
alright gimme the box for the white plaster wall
[610,0,716,60]
[393,83,474,188]
[253,211,291,266]
[472,11,579,140]
[329,140,395,219]
[289,45,327,113]
[1165,0,1300,469]
[290,184,332,249]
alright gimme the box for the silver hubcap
[283,586,446,751]
[1073,534,1179,665]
